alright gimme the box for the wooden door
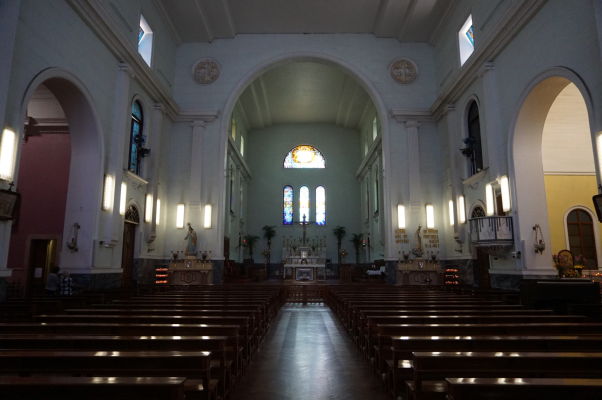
[121,222,136,289]
[476,248,491,289]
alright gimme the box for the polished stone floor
[230,304,390,400]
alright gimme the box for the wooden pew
[407,351,602,400]
[388,335,602,397]
[0,376,187,400]
[445,377,602,400]
[0,350,214,399]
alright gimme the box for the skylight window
[138,15,153,66]
[458,15,474,66]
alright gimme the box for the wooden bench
[445,377,602,400]
[407,351,602,400]
[0,376,187,400]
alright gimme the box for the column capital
[191,120,206,130]
[117,63,135,78]
[478,61,495,77]
[153,103,165,113]
[405,119,421,130]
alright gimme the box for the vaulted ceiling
[235,61,373,130]
[158,0,453,43]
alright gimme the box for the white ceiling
[235,61,373,130]
[159,0,453,43]
[542,83,594,174]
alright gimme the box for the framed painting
[0,189,19,220]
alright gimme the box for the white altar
[283,245,326,281]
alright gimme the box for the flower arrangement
[553,250,584,278]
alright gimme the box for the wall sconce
[448,200,455,226]
[102,175,115,211]
[0,128,17,181]
[458,195,466,224]
[176,204,185,228]
[425,204,435,229]
[203,204,212,229]
[66,222,80,252]
[397,204,406,229]
[485,183,494,216]
[119,182,127,215]
[155,198,161,225]
[144,194,153,223]
[500,175,511,212]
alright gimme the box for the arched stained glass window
[316,186,326,225]
[299,186,309,222]
[283,186,293,225]
[284,145,325,169]
[129,101,144,175]
[467,101,483,176]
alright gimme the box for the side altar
[168,258,213,285]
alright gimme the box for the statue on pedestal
[184,223,198,257]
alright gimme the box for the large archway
[7,70,103,295]
[511,70,597,275]
[220,55,387,280]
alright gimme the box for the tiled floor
[230,304,390,400]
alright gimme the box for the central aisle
[230,304,390,400]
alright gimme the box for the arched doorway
[511,72,597,273]
[7,71,102,295]
[122,205,140,289]
[223,58,384,280]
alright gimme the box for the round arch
[215,52,392,258]
[508,67,597,273]
[16,67,104,272]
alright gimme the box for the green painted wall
[246,123,362,263]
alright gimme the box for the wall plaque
[389,58,418,84]
[192,58,220,85]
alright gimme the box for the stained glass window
[316,186,325,225]
[138,15,153,66]
[284,145,325,168]
[231,117,237,140]
[372,117,378,141]
[128,101,144,175]
[299,186,309,222]
[283,186,293,225]
[459,15,474,65]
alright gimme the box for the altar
[283,246,326,281]
[168,258,213,285]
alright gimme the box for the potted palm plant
[350,233,363,265]
[333,226,346,266]
[262,225,276,265]
[243,234,259,263]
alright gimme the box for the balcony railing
[469,216,514,246]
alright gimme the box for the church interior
[0,0,602,398]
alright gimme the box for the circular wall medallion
[192,58,220,84]
[389,59,418,84]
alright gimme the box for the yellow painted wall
[544,175,600,255]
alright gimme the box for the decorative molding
[124,170,149,189]
[66,0,179,119]
[462,168,488,188]
[356,136,382,179]
[431,0,547,120]
[390,108,432,123]
[174,110,220,123]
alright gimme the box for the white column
[102,63,133,245]
[405,119,423,226]
[145,103,164,242]
[187,120,205,228]
[480,62,503,177]
[0,0,20,274]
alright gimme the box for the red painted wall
[7,133,71,279]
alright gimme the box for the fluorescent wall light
[155,198,161,225]
[0,128,17,181]
[102,175,115,211]
[485,183,495,216]
[500,175,511,212]
[176,204,185,229]
[203,204,212,228]
[145,193,153,223]
[426,204,435,229]
[119,182,127,215]
[449,200,455,226]
[458,195,466,223]
[397,204,406,229]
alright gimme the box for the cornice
[390,108,432,123]
[430,0,547,120]
[227,137,252,179]
[66,0,180,120]
[356,136,382,179]
[175,110,220,123]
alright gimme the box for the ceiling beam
[258,76,272,127]
[218,0,237,38]
[372,0,390,35]
[193,0,214,42]
[152,0,182,44]
[249,82,266,128]
[343,85,360,128]
[396,0,417,41]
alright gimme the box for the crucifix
[300,214,309,245]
